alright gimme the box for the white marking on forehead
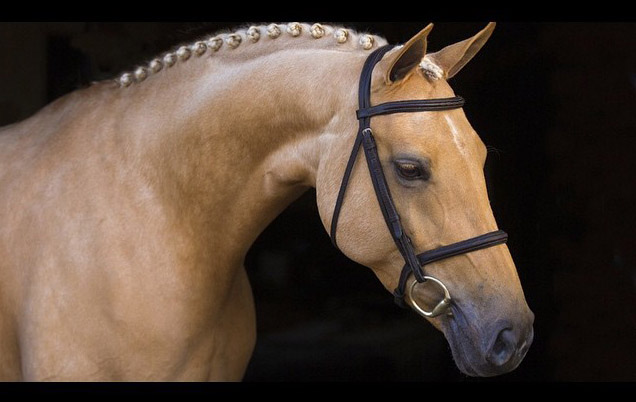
[443,114,467,157]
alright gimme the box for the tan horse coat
[0,23,533,381]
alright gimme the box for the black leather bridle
[330,44,509,317]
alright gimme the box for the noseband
[330,44,508,318]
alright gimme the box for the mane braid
[115,23,387,88]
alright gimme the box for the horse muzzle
[443,305,535,377]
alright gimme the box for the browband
[356,97,466,119]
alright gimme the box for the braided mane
[116,23,387,88]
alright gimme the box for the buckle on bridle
[406,276,453,318]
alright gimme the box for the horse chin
[441,326,493,377]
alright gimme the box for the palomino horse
[0,22,534,381]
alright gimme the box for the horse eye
[395,160,429,181]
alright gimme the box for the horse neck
[110,44,366,261]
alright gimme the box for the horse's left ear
[427,22,496,80]
[384,23,434,84]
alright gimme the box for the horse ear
[427,22,496,80]
[385,23,434,84]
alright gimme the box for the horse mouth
[450,336,532,377]
[441,304,534,377]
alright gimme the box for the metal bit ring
[406,276,453,318]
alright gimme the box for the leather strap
[357,97,465,119]
[393,230,508,307]
[361,129,423,280]
[330,45,396,248]
[329,132,364,247]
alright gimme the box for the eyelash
[395,160,430,181]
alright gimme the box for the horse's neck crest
[117,23,381,88]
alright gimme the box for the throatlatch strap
[329,132,364,248]
[330,45,397,248]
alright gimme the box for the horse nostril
[487,328,516,367]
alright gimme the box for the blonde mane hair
[117,23,387,88]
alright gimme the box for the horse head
[317,23,534,377]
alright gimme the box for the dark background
[1,21,634,382]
